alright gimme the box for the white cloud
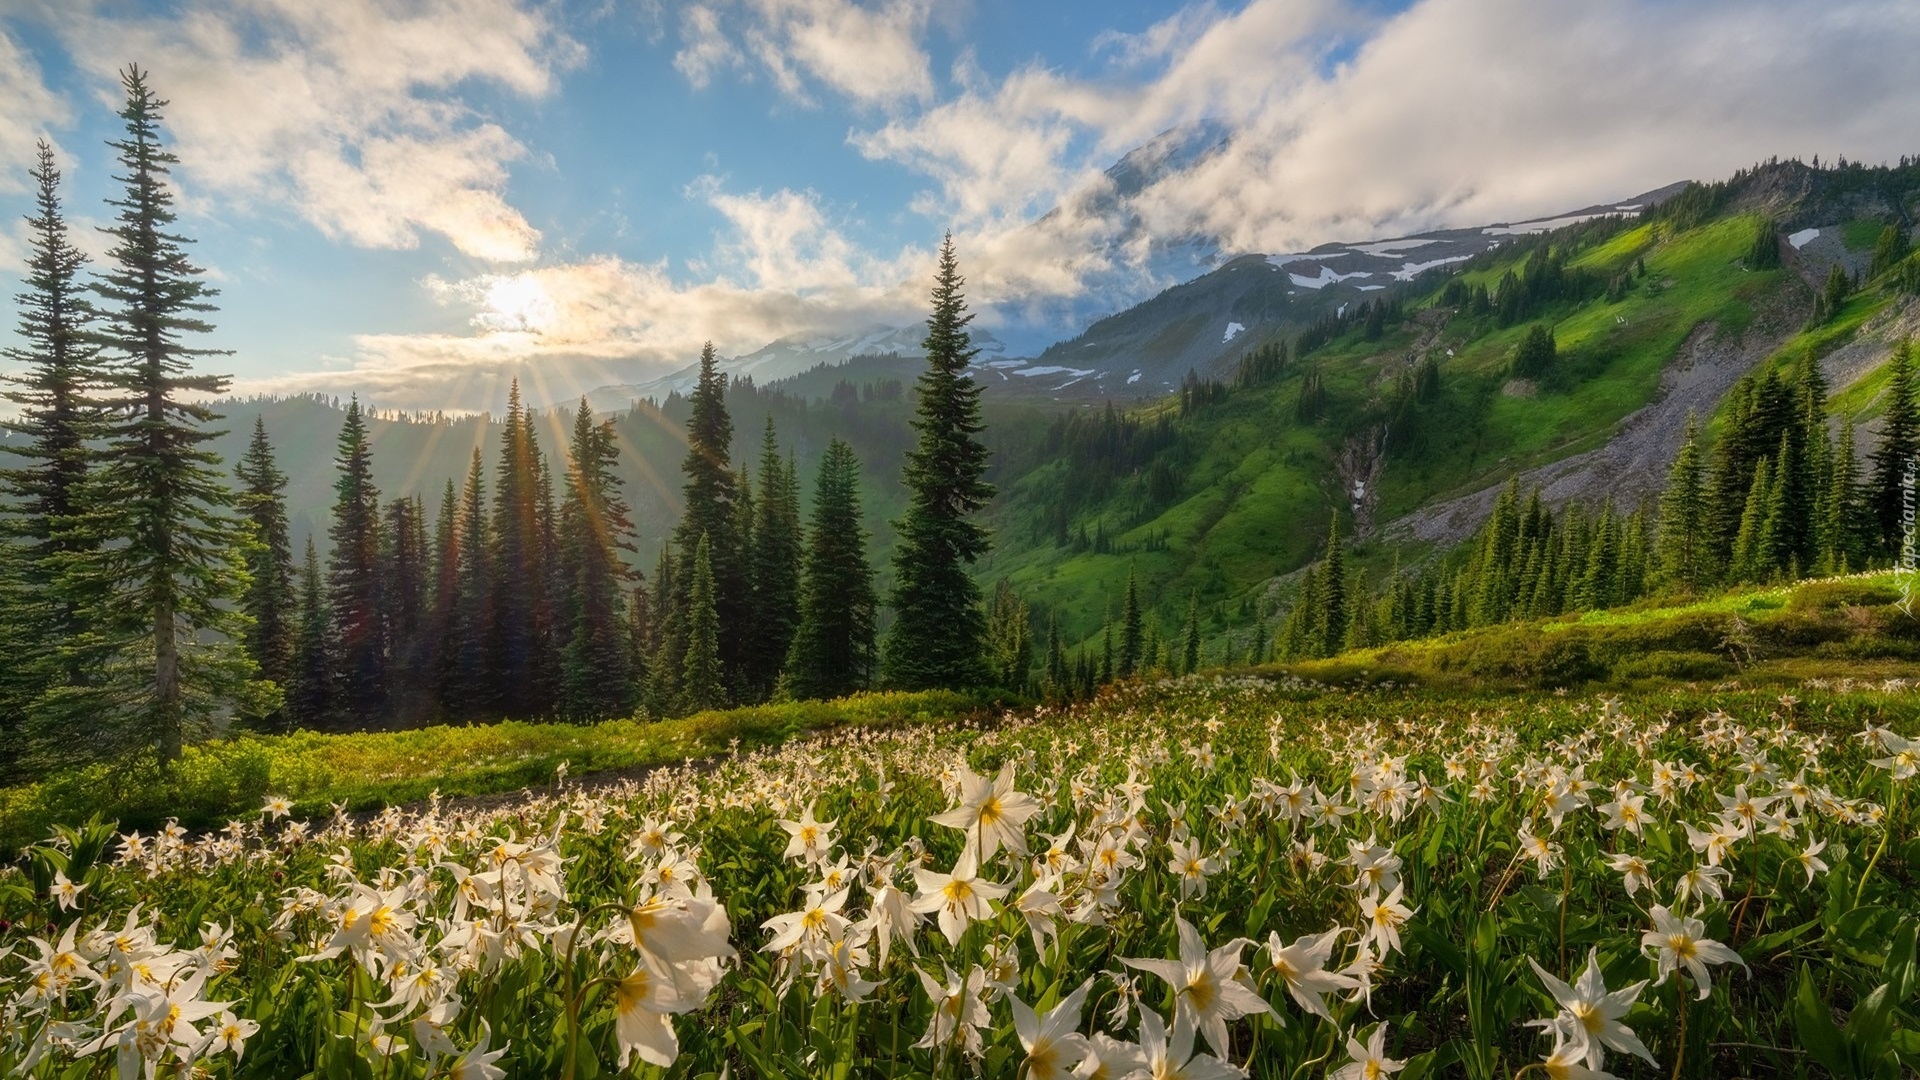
[0,27,71,195]
[43,0,581,262]
[670,0,936,107]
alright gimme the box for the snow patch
[1482,211,1620,236]
[1015,365,1095,378]
[1290,266,1374,290]
[1349,238,1444,256]
[1391,255,1472,280]
[1223,321,1245,343]
[1357,285,1386,292]
[1788,227,1821,249]
[1265,252,1322,268]
[1127,370,1142,385]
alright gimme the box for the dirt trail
[1384,293,1809,548]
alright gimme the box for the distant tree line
[0,74,1007,777]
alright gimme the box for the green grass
[1272,572,1917,690]
[0,690,996,854]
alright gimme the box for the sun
[476,274,558,335]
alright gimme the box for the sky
[1,0,1918,413]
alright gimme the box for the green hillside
[979,162,1920,653]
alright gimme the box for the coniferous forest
[3,71,1920,784]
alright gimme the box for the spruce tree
[285,536,333,728]
[428,480,460,713]
[784,438,878,701]
[1869,339,1918,553]
[885,235,994,689]
[34,68,267,763]
[680,532,725,713]
[445,449,492,720]
[647,544,681,714]
[1118,564,1143,678]
[326,398,385,725]
[234,417,295,725]
[744,418,803,700]
[1823,418,1865,572]
[1730,458,1773,582]
[558,400,637,721]
[1319,519,1346,657]
[489,382,548,717]
[986,580,1033,692]
[1655,415,1708,591]
[672,344,741,693]
[382,496,430,725]
[1,140,100,679]
[1044,613,1066,697]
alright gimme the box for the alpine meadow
[5,3,1920,1079]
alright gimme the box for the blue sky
[1,0,1916,411]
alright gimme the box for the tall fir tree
[33,68,267,764]
[646,543,681,715]
[785,439,877,700]
[1655,416,1709,592]
[326,398,385,726]
[885,235,994,689]
[285,536,333,728]
[445,449,493,721]
[669,345,742,701]
[986,580,1033,692]
[489,381,549,718]
[743,418,802,700]
[234,417,296,725]
[428,479,460,715]
[1118,564,1143,678]
[1869,339,1917,553]
[1319,518,1346,657]
[1,140,101,701]
[1822,418,1866,572]
[382,496,430,725]
[680,532,725,713]
[558,399,637,721]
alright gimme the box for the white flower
[261,795,293,821]
[50,870,86,912]
[1794,838,1829,884]
[1009,979,1093,1080]
[910,850,1008,947]
[1358,884,1416,956]
[1869,732,1920,779]
[1123,916,1272,1061]
[1131,1006,1245,1080]
[448,1021,509,1080]
[204,1010,260,1062]
[915,963,990,1058]
[1167,838,1222,900]
[1603,852,1652,898]
[930,761,1042,859]
[1330,1023,1404,1080]
[776,803,837,864]
[1640,905,1747,999]
[1264,928,1358,1024]
[1526,948,1655,1070]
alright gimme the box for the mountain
[556,326,1008,413]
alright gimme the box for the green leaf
[1793,964,1852,1078]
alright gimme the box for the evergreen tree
[744,418,802,699]
[1746,218,1781,270]
[234,417,295,724]
[1511,324,1556,379]
[1823,418,1866,572]
[1870,225,1911,280]
[33,68,267,764]
[1730,458,1773,582]
[445,449,493,721]
[327,398,386,725]
[428,479,460,713]
[985,580,1033,693]
[1044,613,1067,697]
[672,344,742,696]
[1,140,100,693]
[558,400,637,721]
[489,381,549,718]
[1655,415,1708,591]
[1869,339,1918,553]
[1319,519,1346,657]
[646,544,680,716]
[381,496,430,725]
[885,236,995,689]
[680,532,724,713]
[285,537,333,728]
[1118,564,1143,678]
[779,438,879,699]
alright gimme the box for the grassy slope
[1276,571,1920,690]
[984,214,1792,647]
[0,690,996,854]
